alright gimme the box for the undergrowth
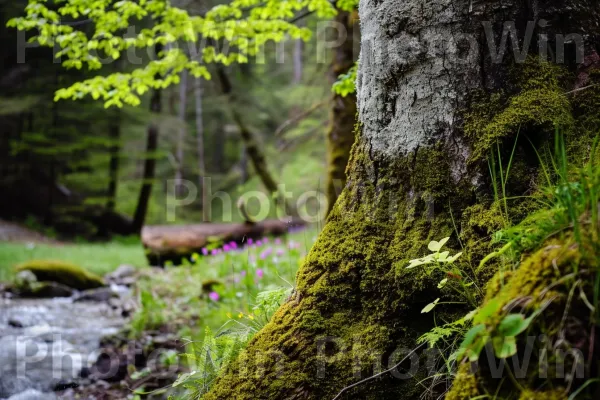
[411,131,600,399]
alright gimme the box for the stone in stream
[6,389,56,400]
[0,297,129,398]
[0,335,82,398]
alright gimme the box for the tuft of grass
[0,240,148,282]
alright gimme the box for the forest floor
[0,220,315,398]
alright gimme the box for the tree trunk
[206,2,600,399]
[132,86,161,233]
[176,70,188,198]
[325,10,358,217]
[293,23,304,85]
[194,76,209,222]
[216,66,295,217]
[106,107,120,212]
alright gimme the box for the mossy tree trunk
[206,2,600,399]
[325,10,359,217]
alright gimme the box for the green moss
[204,141,475,399]
[15,259,105,290]
[455,236,598,398]
[445,362,479,400]
[465,59,573,163]
[518,389,567,400]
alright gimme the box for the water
[0,297,128,399]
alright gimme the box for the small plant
[407,237,480,311]
[129,289,168,338]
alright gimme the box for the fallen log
[141,219,305,266]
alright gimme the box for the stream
[0,296,129,399]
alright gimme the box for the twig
[564,84,600,95]
[274,101,326,137]
[331,342,427,400]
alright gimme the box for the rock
[8,319,24,328]
[0,336,82,398]
[105,265,136,282]
[7,389,57,400]
[73,287,117,303]
[15,260,105,290]
[14,282,74,299]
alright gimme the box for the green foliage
[174,287,290,397]
[9,0,358,107]
[129,288,168,337]
[332,63,356,97]
[407,237,478,310]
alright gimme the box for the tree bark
[106,107,120,212]
[175,70,188,198]
[132,86,161,233]
[206,2,600,399]
[293,22,304,85]
[216,65,295,217]
[194,76,209,222]
[325,10,359,217]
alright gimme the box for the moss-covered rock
[446,237,599,399]
[15,260,105,290]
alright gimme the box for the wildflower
[211,249,218,256]
[229,241,238,250]
[263,237,269,243]
[201,248,208,256]
[259,248,272,259]
[247,238,254,245]
[238,312,244,318]
[223,244,231,252]
[247,314,255,320]
[208,291,220,301]
[276,248,285,257]
[256,240,263,247]
[274,238,282,245]
[240,270,247,277]
[256,269,264,279]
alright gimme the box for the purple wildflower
[201,248,208,256]
[208,292,220,301]
[259,247,273,259]
[274,238,282,245]
[256,269,264,279]
[211,249,218,256]
[223,244,231,252]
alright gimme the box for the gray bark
[175,70,187,198]
[194,76,208,221]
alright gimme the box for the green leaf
[493,336,517,359]
[498,314,531,337]
[421,298,440,313]
[437,278,448,289]
[428,237,450,252]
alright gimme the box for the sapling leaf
[437,251,450,261]
[437,278,448,289]
[428,237,450,252]
[493,336,517,359]
[455,324,486,362]
[447,252,463,263]
[421,298,440,313]
[498,314,531,337]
